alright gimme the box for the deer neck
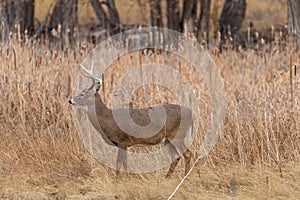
[85,93,115,146]
[93,92,114,126]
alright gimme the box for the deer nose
[69,99,74,105]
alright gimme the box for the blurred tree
[197,0,211,46]
[167,0,180,31]
[90,0,120,34]
[150,0,163,27]
[182,0,197,33]
[288,0,300,41]
[90,0,108,28]
[49,0,78,49]
[219,0,246,50]
[0,0,34,41]
[107,0,120,31]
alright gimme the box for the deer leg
[166,157,180,178]
[165,140,181,178]
[116,149,122,176]
[123,148,128,171]
[183,149,192,175]
[116,147,127,175]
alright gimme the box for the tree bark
[0,0,34,40]
[182,0,197,33]
[17,0,35,37]
[150,0,163,27]
[49,0,78,49]
[90,0,120,34]
[0,1,9,41]
[90,0,108,29]
[288,0,300,41]
[197,0,211,46]
[107,0,120,30]
[167,0,180,31]
[219,0,246,50]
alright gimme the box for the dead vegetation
[0,29,299,199]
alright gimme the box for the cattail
[290,54,293,105]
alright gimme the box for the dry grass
[1,162,299,199]
[0,31,299,199]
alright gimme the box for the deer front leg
[122,148,128,171]
[116,146,128,175]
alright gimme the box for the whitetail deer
[69,64,193,178]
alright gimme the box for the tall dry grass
[0,32,299,199]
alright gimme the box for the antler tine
[80,62,101,82]
[80,63,93,76]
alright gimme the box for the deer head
[69,63,102,106]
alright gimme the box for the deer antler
[80,62,102,83]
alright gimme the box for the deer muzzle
[69,99,75,105]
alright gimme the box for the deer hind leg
[165,126,193,178]
[183,149,192,175]
[172,124,193,176]
[166,157,180,178]
[165,139,181,178]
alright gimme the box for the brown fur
[70,70,193,178]
[91,92,193,177]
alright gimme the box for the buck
[69,64,194,178]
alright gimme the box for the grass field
[0,0,299,199]
[0,26,299,199]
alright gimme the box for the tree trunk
[0,0,34,41]
[150,0,163,27]
[182,0,197,33]
[62,0,78,46]
[90,0,120,34]
[90,0,108,29]
[49,0,78,49]
[219,0,246,50]
[167,0,180,31]
[15,0,35,37]
[288,0,300,42]
[107,0,120,31]
[197,0,211,46]
[0,1,9,41]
